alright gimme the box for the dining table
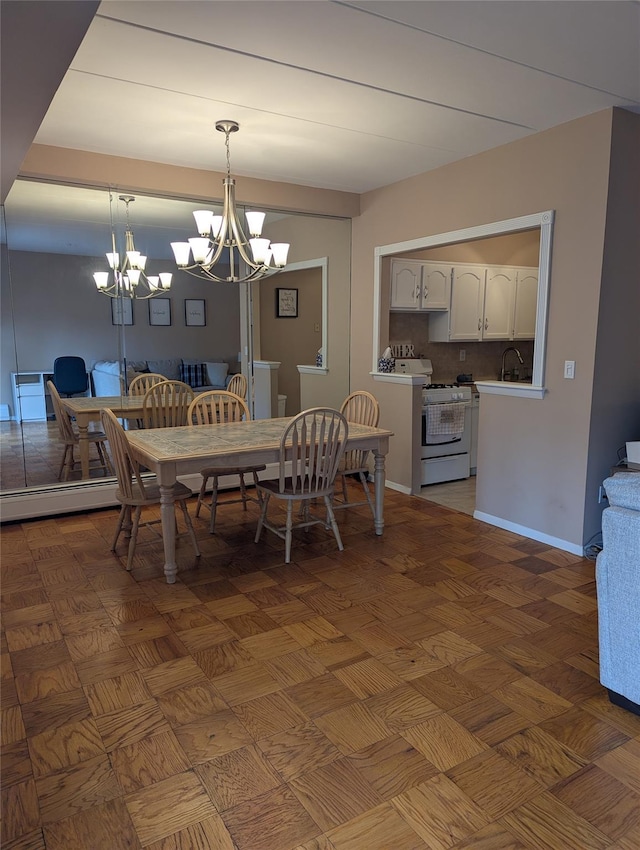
[60,394,147,479]
[124,417,394,583]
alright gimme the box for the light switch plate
[564,360,575,379]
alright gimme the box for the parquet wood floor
[2,484,639,849]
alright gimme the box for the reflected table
[125,418,394,583]
[60,395,146,479]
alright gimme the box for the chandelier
[93,195,173,299]
[170,121,290,284]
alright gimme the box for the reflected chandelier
[93,196,173,299]
[170,121,290,284]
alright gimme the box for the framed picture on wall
[276,287,298,318]
[148,298,171,326]
[185,298,206,326]
[111,298,133,326]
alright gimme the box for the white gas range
[394,358,473,485]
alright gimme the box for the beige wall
[352,109,639,551]
[262,214,352,413]
[21,145,360,219]
[259,267,322,415]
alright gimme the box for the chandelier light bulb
[147,276,159,291]
[171,242,191,267]
[270,243,290,268]
[159,273,173,289]
[106,252,119,270]
[189,237,211,263]
[249,238,271,264]
[193,210,214,236]
[245,211,265,237]
[94,272,109,289]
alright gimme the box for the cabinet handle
[478,319,482,331]
[423,286,428,300]
[485,318,489,330]
[415,285,421,301]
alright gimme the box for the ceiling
[10,0,640,196]
[2,1,639,257]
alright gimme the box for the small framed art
[185,298,206,326]
[111,298,133,326]
[276,287,298,318]
[148,298,171,326]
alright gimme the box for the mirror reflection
[1,179,350,502]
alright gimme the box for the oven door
[421,404,471,458]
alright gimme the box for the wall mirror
[1,179,351,520]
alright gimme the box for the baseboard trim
[0,466,281,524]
[473,510,584,556]
[384,480,412,495]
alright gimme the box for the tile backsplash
[389,313,534,383]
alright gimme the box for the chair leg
[341,473,349,504]
[285,501,294,563]
[126,506,143,570]
[177,499,200,558]
[111,504,128,552]
[195,474,208,518]
[359,471,376,518]
[96,442,111,476]
[209,475,220,534]
[239,472,248,510]
[324,495,344,552]
[57,446,69,481]
[254,491,270,543]
[252,470,263,506]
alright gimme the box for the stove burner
[425,383,459,389]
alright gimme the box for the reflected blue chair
[53,356,89,397]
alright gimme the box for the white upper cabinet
[483,267,516,340]
[430,264,537,342]
[449,266,486,340]
[390,259,450,311]
[513,267,538,339]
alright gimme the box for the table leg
[76,414,91,479]
[373,449,385,536]
[159,466,178,584]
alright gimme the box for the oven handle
[423,435,463,446]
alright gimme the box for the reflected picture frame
[276,287,298,318]
[111,298,133,326]
[185,298,206,326]
[148,297,171,326]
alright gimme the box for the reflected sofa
[596,472,640,715]
[91,358,233,396]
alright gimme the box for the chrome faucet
[501,346,524,381]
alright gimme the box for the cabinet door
[483,267,515,340]
[421,263,451,310]
[390,259,421,310]
[513,268,538,339]
[12,373,47,421]
[448,267,485,340]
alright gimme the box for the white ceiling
[32,0,640,195]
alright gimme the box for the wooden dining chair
[100,408,200,570]
[128,372,167,396]
[334,390,380,518]
[140,380,194,429]
[254,407,348,563]
[47,380,112,480]
[226,373,248,399]
[187,390,266,533]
